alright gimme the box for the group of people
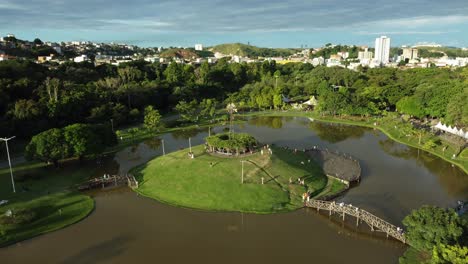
[302,192,311,203]
[289,177,306,186]
[260,145,273,155]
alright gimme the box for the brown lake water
[1,116,467,264]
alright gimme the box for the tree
[402,206,465,251]
[164,62,184,84]
[423,139,438,149]
[445,89,468,126]
[199,98,217,120]
[175,100,199,122]
[63,124,99,160]
[274,70,281,89]
[273,94,283,109]
[431,244,468,264]
[396,96,425,118]
[143,105,162,133]
[12,99,40,120]
[33,38,43,45]
[25,128,69,167]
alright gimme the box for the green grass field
[132,145,346,213]
[0,161,97,247]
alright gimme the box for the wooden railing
[78,174,138,190]
[306,200,406,244]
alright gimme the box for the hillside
[159,48,199,59]
[209,43,297,58]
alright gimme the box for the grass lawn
[0,160,102,247]
[132,145,346,213]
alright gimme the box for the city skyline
[1,0,468,48]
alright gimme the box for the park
[132,132,347,213]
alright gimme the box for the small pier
[78,174,139,191]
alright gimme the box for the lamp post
[1,136,16,193]
[189,137,192,153]
[162,139,165,156]
[110,119,114,133]
[241,160,245,184]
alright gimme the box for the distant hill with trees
[209,43,298,58]
[159,48,199,59]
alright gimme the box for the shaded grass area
[0,160,106,247]
[132,145,346,213]
[242,110,468,174]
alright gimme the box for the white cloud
[354,30,458,35]
[366,15,468,28]
[98,19,173,28]
[0,1,26,10]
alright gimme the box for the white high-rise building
[374,36,391,64]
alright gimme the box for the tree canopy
[205,133,257,152]
[402,206,465,251]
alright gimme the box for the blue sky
[1,0,468,48]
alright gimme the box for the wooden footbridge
[78,174,138,191]
[306,200,407,244]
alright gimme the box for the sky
[1,0,468,48]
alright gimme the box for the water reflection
[171,127,205,139]
[144,137,162,150]
[248,116,285,129]
[379,138,468,197]
[308,121,368,143]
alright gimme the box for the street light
[189,137,192,153]
[241,160,246,184]
[162,139,165,155]
[1,136,16,193]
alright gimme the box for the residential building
[73,54,89,63]
[144,56,159,63]
[337,51,349,59]
[402,48,418,60]
[0,54,15,61]
[330,54,343,61]
[358,48,373,60]
[195,44,203,51]
[311,57,324,66]
[374,36,391,64]
[207,57,217,64]
[38,54,55,63]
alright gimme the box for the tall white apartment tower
[374,36,391,64]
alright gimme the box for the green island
[132,133,346,213]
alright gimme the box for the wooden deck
[306,200,407,244]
